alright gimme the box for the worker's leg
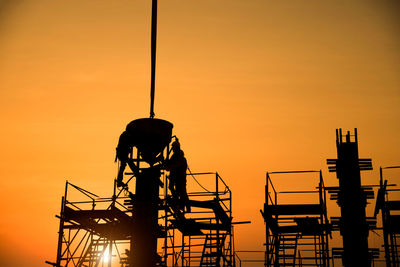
[168,176,177,197]
[117,149,130,187]
[182,185,191,213]
[176,183,190,212]
[127,159,139,177]
[117,160,127,187]
[170,184,178,200]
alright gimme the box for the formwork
[326,129,379,266]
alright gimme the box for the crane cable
[149,0,157,118]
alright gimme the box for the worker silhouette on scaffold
[165,139,191,213]
[115,130,139,187]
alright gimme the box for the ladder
[200,233,227,267]
[278,234,299,267]
[77,238,109,267]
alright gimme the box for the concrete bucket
[126,118,173,164]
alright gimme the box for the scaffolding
[161,172,234,267]
[261,170,331,267]
[374,166,400,267]
[51,181,133,267]
[49,172,234,267]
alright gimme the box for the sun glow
[102,249,110,263]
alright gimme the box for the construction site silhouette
[45,1,400,266]
[46,127,400,267]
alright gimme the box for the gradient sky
[0,1,399,266]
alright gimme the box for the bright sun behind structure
[102,249,110,263]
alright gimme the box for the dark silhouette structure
[48,117,235,266]
[50,117,174,267]
[161,172,234,266]
[261,170,331,266]
[374,166,400,266]
[50,169,234,266]
[326,129,377,266]
[48,119,400,266]
[260,129,398,266]
[125,118,173,266]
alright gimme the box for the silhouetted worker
[115,130,138,187]
[165,140,190,212]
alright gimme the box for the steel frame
[50,171,235,267]
[262,170,330,267]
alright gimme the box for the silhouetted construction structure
[326,129,378,266]
[374,166,400,266]
[50,165,234,266]
[48,116,400,267]
[161,172,234,266]
[261,170,331,266]
[260,129,399,267]
[48,117,235,267]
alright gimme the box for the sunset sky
[0,1,399,266]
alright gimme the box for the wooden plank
[264,204,323,216]
[170,218,204,236]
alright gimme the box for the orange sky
[0,1,399,266]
